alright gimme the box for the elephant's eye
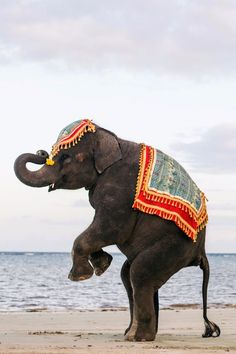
[60,153,69,161]
[59,154,71,165]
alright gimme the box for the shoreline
[0,307,235,353]
[0,303,235,313]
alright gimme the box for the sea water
[0,252,235,311]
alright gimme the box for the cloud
[172,124,236,174]
[1,0,236,76]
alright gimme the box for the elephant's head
[14,119,122,192]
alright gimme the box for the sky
[0,0,236,253]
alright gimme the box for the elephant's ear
[94,128,122,174]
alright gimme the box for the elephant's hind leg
[125,284,156,342]
[200,256,221,337]
[125,252,161,342]
[121,260,133,335]
[121,260,159,337]
[154,290,159,333]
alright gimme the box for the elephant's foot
[133,328,156,342]
[125,320,156,342]
[202,320,221,338]
[89,252,113,276]
[68,260,94,281]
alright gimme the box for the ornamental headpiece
[46,119,96,165]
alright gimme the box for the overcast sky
[1,0,236,253]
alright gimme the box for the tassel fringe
[133,145,208,242]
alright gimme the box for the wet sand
[0,307,235,353]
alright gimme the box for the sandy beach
[0,307,235,354]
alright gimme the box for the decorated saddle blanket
[132,145,208,241]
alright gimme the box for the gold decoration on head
[47,119,96,165]
[46,158,55,166]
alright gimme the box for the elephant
[14,119,220,342]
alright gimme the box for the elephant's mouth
[48,183,56,192]
[48,175,67,192]
[48,181,61,192]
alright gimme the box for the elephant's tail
[200,255,221,337]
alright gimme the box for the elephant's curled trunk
[14,153,54,188]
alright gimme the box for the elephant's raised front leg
[68,253,94,281]
[68,211,124,281]
[89,250,113,276]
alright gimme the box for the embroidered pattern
[132,145,208,241]
[49,119,96,160]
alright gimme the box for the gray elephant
[14,119,220,341]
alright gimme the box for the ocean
[0,252,235,312]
